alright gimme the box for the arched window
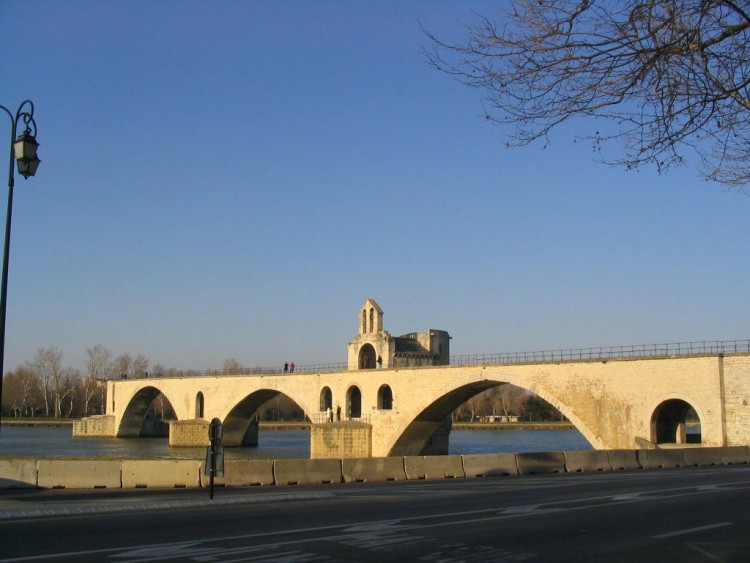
[319,386,332,412]
[195,392,204,419]
[361,310,367,334]
[369,308,374,333]
[359,344,376,369]
[377,385,393,410]
[347,386,362,419]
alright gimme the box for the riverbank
[1,419,571,431]
[453,422,573,431]
[0,419,74,427]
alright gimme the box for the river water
[0,426,591,459]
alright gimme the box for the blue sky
[0,1,747,374]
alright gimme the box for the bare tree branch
[424,0,750,186]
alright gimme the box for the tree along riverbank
[1,419,572,431]
[453,422,573,431]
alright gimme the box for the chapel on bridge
[346,298,450,370]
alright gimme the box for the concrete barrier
[403,455,465,480]
[564,450,612,472]
[423,455,465,479]
[717,446,750,465]
[606,450,642,470]
[643,448,686,469]
[213,459,275,487]
[273,458,342,485]
[121,459,201,488]
[683,447,722,467]
[516,451,566,475]
[0,458,38,488]
[38,459,122,489]
[342,457,406,483]
[462,453,518,478]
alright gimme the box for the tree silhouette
[424,1,750,186]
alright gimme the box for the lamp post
[0,100,41,430]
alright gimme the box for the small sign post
[205,417,224,499]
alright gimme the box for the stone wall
[722,355,750,445]
[169,419,210,447]
[72,415,116,437]
[311,422,372,458]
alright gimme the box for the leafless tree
[1,366,40,417]
[132,354,149,379]
[113,353,150,379]
[488,384,525,418]
[85,345,112,415]
[424,0,750,186]
[223,358,244,374]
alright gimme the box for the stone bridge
[76,351,750,458]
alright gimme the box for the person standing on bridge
[289,362,295,373]
[336,404,341,421]
[283,362,288,373]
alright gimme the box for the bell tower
[359,298,383,335]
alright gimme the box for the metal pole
[0,100,36,433]
[0,104,17,432]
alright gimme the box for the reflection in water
[0,426,591,459]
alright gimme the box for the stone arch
[195,392,205,418]
[222,389,307,447]
[347,385,362,419]
[117,385,176,438]
[651,399,701,445]
[359,344,376,369]
[386,374,597,456]
[378,384,393,410]
[388,380,499,456]
[320,386,332,411]
[519,385,600,449]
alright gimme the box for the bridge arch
[117,385,176,438]
[221,389,307,446]
[387,371,598,456]
[651,398,702,445]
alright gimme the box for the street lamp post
[0,100,41,430]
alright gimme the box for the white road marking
[653,522,733,539]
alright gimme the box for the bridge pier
[311,421,372,459]
[168,419,210,447]
[72,415,116,438]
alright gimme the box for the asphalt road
[1,465,750,562]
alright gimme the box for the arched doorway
[195,392,204,419]
[652,399,701,445]
[320,387,332,411]
[359,344,376,369]
[347,386,362,419]
[378,384,393,410]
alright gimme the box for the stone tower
[347,298,450,370]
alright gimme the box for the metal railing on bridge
[151,362,349,378]
[139,339,748,378]
[449,339,750,366]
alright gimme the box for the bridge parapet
[451,339,750,366]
